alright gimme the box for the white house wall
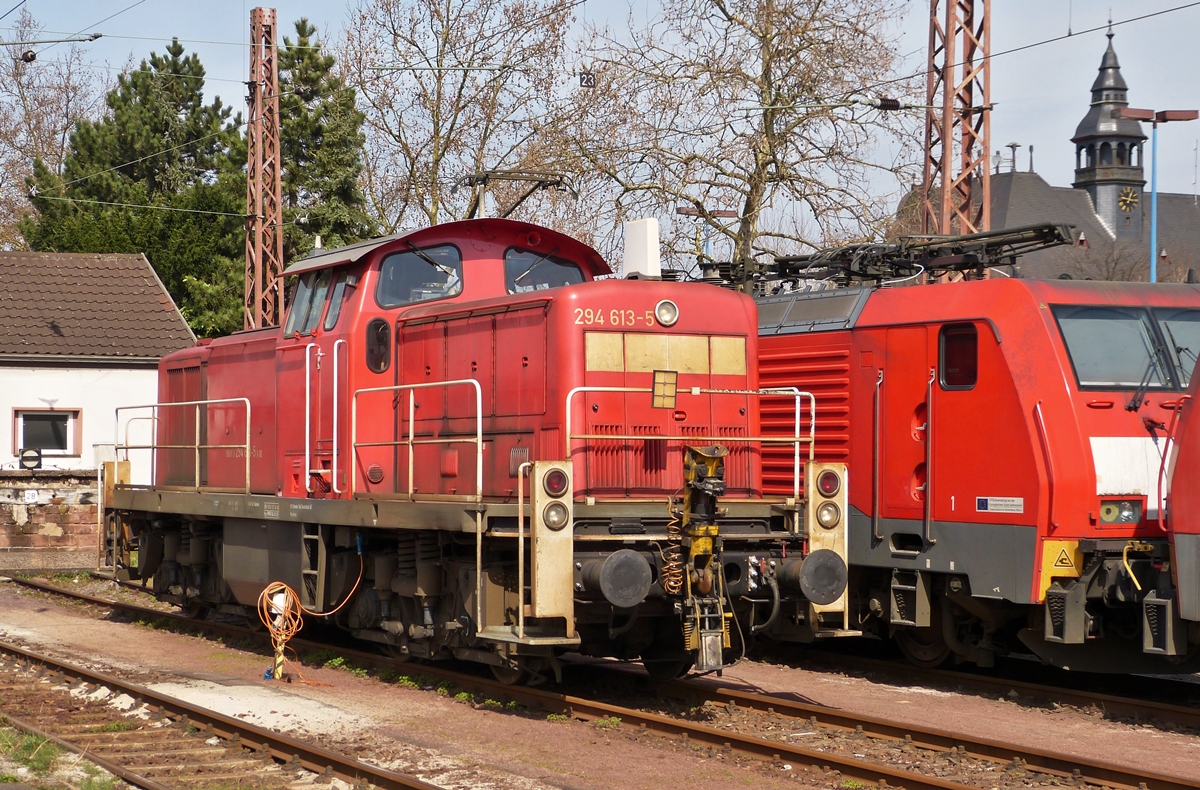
[1,365,157,484]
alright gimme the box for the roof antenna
[1067,0,1072,36]
[1029,144,1035,173]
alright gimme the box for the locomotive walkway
[10,576,1200,790]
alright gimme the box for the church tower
[1071,31,1146,240]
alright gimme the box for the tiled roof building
[0,251,194,362]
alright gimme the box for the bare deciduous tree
[0,10,104,248]
[339,0,577,233]
[567,0,917,279]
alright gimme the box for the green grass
[0,774,21,783]
[841,781,864,790]
[453,691,473,704]
[592,716,622,729]
[87,721,136,733]
[545,713,569,722]
[303,649,339,666]
[80,763,117,790]
[0,728,61,773]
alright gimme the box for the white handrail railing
[350,379,484,500]
[115,398,252,493]
[564,385,816,503]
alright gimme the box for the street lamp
[676,206,738,259]
[1112,107,1199,282]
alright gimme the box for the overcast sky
[10,0,1200,200]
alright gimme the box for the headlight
[816,501,841,529]
[817,470,841,497]
[543,469,568,497]
[543,501,570,530]
[1100,500,1141,524]
[654,299,679,327]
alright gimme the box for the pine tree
[23,40,245,337]
[279,19,375,260]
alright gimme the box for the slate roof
[987,171,1200,281]
[0,251,195,361]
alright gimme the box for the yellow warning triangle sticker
[1053,548,1074,569]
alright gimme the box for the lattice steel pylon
[245,7,284,330]
[921,0,991,237]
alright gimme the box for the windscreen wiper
[512,247,561,286]
[405,242,457,279]
[1127,337,1171,411]
[1164,323,1197,369]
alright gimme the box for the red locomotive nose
[544,469,569,497]
[817,469,841,498]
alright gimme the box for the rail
[565,385,816,503]
[114,398,252,493]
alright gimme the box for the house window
[14,409,81,456]
[939,324,978,389]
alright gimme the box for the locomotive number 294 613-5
[575,308,655,327]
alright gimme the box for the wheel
[383,643,412,662]
[491,659,527,685]
[894,622,952,668]
[181,602,209,620]
[244,614,266,633]
[640,654,694,682]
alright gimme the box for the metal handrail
[304,343,318,493]
[332,339,347,494]
[516,461,533,639]
[564,385,816,503]
[349,379,484,501]
[115,398,252,493]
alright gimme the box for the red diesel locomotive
[104,218,849,682]
[755,226,1200,672]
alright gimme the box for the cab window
[283,272,326,336]
[939,323,977,389]
[1155,307,1200,387]
[1053,305,1168,389]
[376,245,463,308]
[505,247,584,293]
[323,271,354,331]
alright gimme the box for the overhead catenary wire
[25,0,1200,222]
[36,0,147,56]
[0,0,25,24]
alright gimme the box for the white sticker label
[23,489,38,504]
[976,496,1023,514]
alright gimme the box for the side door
[881,326,932,543]
[276,270,334,498]
[309,271,355,497]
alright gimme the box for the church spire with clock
[1071,30,1146,240]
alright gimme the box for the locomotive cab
[104,218,847,683]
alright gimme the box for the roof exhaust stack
[623,218,661,279]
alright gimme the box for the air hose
[258,539,365,681]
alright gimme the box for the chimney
[623,218,661,279]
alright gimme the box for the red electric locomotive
[103,218,849,682]
[1167,359,1200,649]
[753,225,1200,672]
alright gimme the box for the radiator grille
[758,340,851,495]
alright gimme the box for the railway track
[9,576,1200,790]
[769,644,1200,725]
[0,638,441,790]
